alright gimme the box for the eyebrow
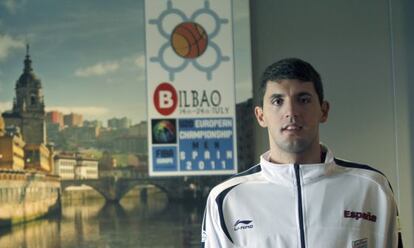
[269,93,284,99]
[269,92,313,99]
[297,92,312,97]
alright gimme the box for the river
[0,187,205,248]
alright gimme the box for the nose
[284,99,298,119]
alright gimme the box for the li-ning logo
[233,219,253,231]
[344,210,377,222]
[352,238,368,248]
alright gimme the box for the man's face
[255,79,329,156]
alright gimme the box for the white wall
[250,0,413,244]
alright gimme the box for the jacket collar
[259,145,336,186]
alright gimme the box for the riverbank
[0,170,60,227]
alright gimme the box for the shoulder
[334,158,385,176]
[333,158,394,195]
[208,164,262,201]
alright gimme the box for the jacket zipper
[294,164,306,248]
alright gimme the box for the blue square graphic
[152,146,178,172]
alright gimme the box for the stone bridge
[60,175,223,202]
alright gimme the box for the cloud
[119,54,145,70]
[75,61,119,77]
[134,54,145,69]
[0,34,25,61]
[2,0,27,14]
[46,106,109,117]
[3,0,17,13]
[74,53,145,78]
[0,101,12,112]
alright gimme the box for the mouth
[281,124,303,132]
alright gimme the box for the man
[201,58,403,247]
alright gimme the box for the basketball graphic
[149,1,230,80]
[152,119,177,144]
[171,22,208,59]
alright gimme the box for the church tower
[2,45,46,145]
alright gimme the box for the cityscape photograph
[0,0,252,247]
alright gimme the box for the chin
[278,140,310,154]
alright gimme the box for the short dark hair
[258,58,324,106]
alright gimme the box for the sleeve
[201,193,234,248]
[396,212,403,248]
[390,208,403,248]
[384,185,403,248]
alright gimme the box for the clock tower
[2,44,46,145]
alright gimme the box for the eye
[298,95,311,104]
[271,97,283,106]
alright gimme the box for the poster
[145,0,238,176]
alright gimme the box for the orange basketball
[171,22,208,59]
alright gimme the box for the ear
[254,106,268,128]
[320,101,330,123]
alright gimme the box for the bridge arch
[60,178,188,202]
[61,180,114,201]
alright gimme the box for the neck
[269,144,322,164]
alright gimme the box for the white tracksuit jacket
[201,148,403,247]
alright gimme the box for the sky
[0,0,252,125]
